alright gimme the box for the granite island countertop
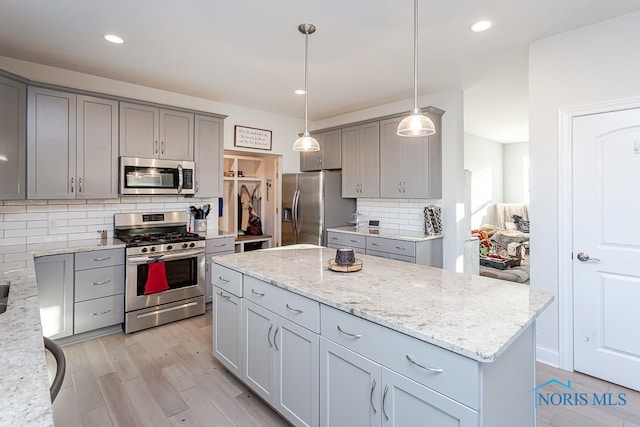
[327,226,443,242]
[212,245,554,362]
[0,238,125,426]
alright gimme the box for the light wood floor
[48,311,640,427]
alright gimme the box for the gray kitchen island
[211,245,554,427]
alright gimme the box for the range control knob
[167,245,173,250]
[141,247,148,253]
[150,247,156,252]
[182,243,188,249]
[189,242,196,248]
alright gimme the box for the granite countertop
[212,245,554,362]
[327,226,444,242]
[0,238,125,427]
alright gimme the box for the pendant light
[293,23,321,152]
[396,0,436,137]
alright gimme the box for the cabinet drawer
[366,236,416,257]
[207,237,235,254]
[388,253,416,263]
[365,249,388,258]
[75,248,124,270]
[326,231,365,250]
[244,275,320,333]
[321,305,479,409]
[74,294,124,334]
[75,265,124,302]
[211,263,243,297]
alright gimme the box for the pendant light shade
[293,23,320,152]
[397,0,436,137]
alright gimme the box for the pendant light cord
[304,29,310,134]
[412,0,419,111]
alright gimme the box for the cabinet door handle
[90,309,111,316]
[90,256,111,262]
[78,177,83,193]
[286,303,303,314]
[195,180,199,192]
[395,246,407,251]
[218,276,230,283]
[161,141,165,154]
[274,326,280,351]
[337,325,362,339]
[398,181,402,193]
[217,291,231,300]
[350,239,360,243]
[331,237,339,240]
[267,324,273,348]
[405,354,444,373]
[370,379,378,414]
[91,279,111,286]
[214,243,228,248]
[371,242,382,247]
[155,140,158,154]
[251,289,265,297]
[70,177,74,193]
[382,385,389,421]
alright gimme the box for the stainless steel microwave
[120,157,195,195]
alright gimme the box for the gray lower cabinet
[119,102,194,161]
[73,249,125,334]
[206,237,235,303]
[27,88,119,199]
[327,230,443,267]
[0,74,26,200]
[341,122,379,197]
[301,129,342,171]
[213,286,243,377]
[379,109,443,199]
[194,114,223,197]
[34,254,74,340]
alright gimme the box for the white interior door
[573,108,640,392]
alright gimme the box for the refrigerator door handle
[292,189,301,235]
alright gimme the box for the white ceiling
[1,0,640,143]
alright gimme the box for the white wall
[529,10,640,365]
[503,142,529,203]
[314,88,465,272]
[464,134,503,228]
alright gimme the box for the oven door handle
[127,249,204,264]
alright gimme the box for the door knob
[577,252,600,262]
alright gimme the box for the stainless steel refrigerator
[282,170,356,246]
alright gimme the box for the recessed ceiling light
[470,20,492,33]
[294,89,305,95]
[104,34,125,44]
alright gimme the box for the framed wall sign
[234,125,272,150]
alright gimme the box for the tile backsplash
[0,197,218,247]
[357,198,442,233]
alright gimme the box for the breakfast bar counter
[211,245,554,426]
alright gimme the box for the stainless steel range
[115,211,206,333]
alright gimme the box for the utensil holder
[194,219,207,233]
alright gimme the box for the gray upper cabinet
[76,95,119,199]
[0,75,26,200]
[341,122,379,198]
[379,109,443,199]
[27,88,119,199]
[27,87,77,199]
[120,102,194,161]
[194,114,223,197]
[300,129,342,171]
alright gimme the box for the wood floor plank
[162,362,198,392]
[124,376,173,427]
[52,385,84,427]
[170,344,209,379]
[72,367,109,414]
[81,406,115,427]
[233,391,291,427]
[195,373,262,426]
[169,409,204,427]
[84,337,117,378]
[100,332,141,382]
[98,372,145,427]
[126,342,188,417]
[179,385,233,426]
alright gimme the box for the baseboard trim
[536,345,560,368]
